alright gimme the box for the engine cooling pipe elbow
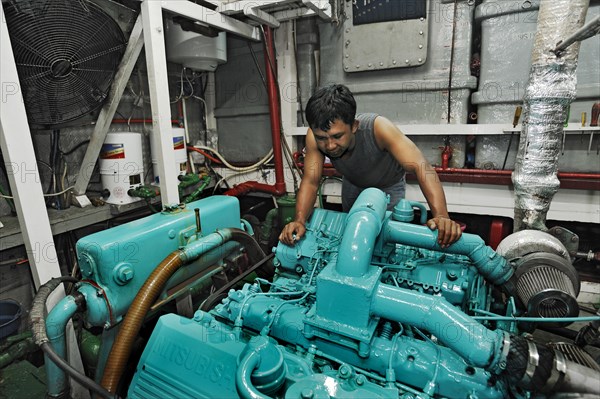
[336,188,388,277]
[236,336,284,399]
[101,228,254,394]
[236,351,272,399]
[372,282,505,368]
[381,220,514,286]
[30,277,115,399]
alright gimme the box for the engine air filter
[514,252,580,324]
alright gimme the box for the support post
[141,0,180,205]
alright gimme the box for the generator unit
[119,189,597,398]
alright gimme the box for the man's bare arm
[374,116,462,247]
[279,129,324,245]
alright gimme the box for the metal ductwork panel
[548,342,600,372]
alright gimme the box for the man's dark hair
[305,84,356,131]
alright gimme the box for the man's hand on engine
[426,216,462,248]
[279,221,306,245]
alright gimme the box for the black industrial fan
[3,0,126,126]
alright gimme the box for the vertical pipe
[513,0,590,231]
[295,18,319,115]
[336,188,387,277]
[182,97,196,174]
[263,26,286,194]
[45,295,80,397]
[224,26,286,197]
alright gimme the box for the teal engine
[127,189,599,399]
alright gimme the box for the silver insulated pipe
[513,0,591,232]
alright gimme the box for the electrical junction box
[343,0,428,72]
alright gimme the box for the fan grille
[4,0,126,126]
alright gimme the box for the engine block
[127,189,597,398]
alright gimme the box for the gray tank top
[331,113,405,189]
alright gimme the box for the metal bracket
[554,15,600,54]
[218,0,331,24]
[547,226,580,257]
[162,0,261,41]
[301,0,331,20]
[244,6,281,28]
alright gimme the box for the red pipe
[434,167,512,176]
[225,25,286,197]
[177,100,184,122]
[488,218,512,250]
[440,146,453,170]
[263,26,285,193]
[293,148,598,190]
[292,156,600,182]
[224,181,285,197]
[434,167,600,179]
[187,146,222,164]
[556,172,600,179]
[293,160,598,190]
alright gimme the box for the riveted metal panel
[343,0,429,72]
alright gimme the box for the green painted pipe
[80,329,101,370]
[0,337,37,368]
[260,208,278,242]
[184,176,211,204]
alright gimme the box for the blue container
[0,299,22,340]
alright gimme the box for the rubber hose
[524,344,554,391]
[102,229,264,393]
[505,335,555,392]
[505,335,529,385]
[100,252,183,393]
